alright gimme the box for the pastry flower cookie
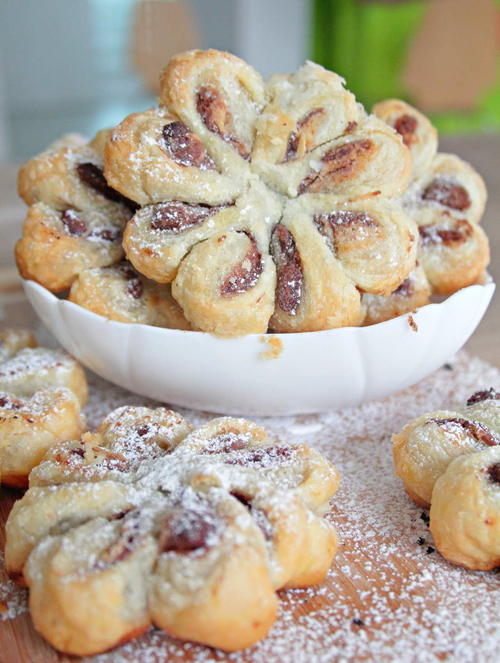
[0,329,87,487]
[374,99,489,298]
[392,388,500,570]
[103,49,417,336]
[6,406,339,654]
[16,132,135,292]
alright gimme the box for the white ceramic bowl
[23,279,495,416]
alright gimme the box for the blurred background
[0,0,498,163]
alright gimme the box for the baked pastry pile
[15,51,489,335]
[5,406,339,654]
[364,99,489,323]
[0,329,87,487]
[393,388,499,570]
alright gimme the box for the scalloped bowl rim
[23,279,495,339]
[22,279,496,416]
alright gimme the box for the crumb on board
[259,335,283,360]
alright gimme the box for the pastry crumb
[259,336,283,360]
[407,313,418,332]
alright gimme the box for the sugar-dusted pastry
[252,61,363,189]
[16,202,125,293]
[269,196,418,332]
[99,50,421,336]
[362,264,431,325]
[429,446,500,570]
[69,262,192,329]
[374,99,490,298]
[0,329,87,487]
[255,114,411,200]
[0,328,37,362]
[402,153,489,295]
[176,416,340,513]
[16,133,134,292]
[0,343,87,406]
[104,108,244,206]
[123,180,280,284]
[160,49,265,170]
[30,405,193,487]
[392,389,499,508]
[392,388,500,569]
[372,99,438,179]
[18,133,135,214]
[6,407,339,654]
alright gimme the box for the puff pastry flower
[392,388,500,570]
[102,49,417,336]
[0,329,87,487]
[6,406,339,654]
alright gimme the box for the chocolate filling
[467,389,500,406]
[220,233,263,296]
[393,278,413,298]
[61,210,87,237]
[422,179,471,211]
[231,492,273,540]
[203,432,249,454]
[393,114,418,147]
[418,220,473,246]
[160,507,214,553]
[486,463,500,485]
[284,107,326,162]
[150,200,226,233]
[162,121,216,170]
[270,223,303,315]
[225,445,294,468]
[76,162,138,211]
[429,417,499,447]
[299,139,375,194]
[196,86,249,159]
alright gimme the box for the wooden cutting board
[0,325,499,663]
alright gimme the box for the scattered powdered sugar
[1,350,499,660]
[0,553,28,621]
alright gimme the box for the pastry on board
[6,407,339,654]
[392,388,500,570]
[0,329,86,487]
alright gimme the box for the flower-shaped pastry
[103,50,417,336]
[6,406,339,654]
[0,329,87,487]
[374,99,489,297]
[16,131,136,292]
[393,388,500,570]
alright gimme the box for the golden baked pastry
[429,446,500,571]
[372,99,438,180]
[375,99,489,298]
[362,263,431,326]
[392,388,500,570]
[6,407,339,654]
[16,133,134,292]
[270,196,417,332]
[69,262,192,329]
[0,329,86,487]
[104,49,417,336]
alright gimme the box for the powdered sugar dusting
[0,553,28,621]
[2,351,499,660]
